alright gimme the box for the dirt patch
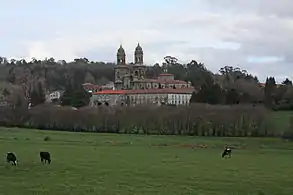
[103,140,133,146]
[151,143,170,147]
[178,144,208,149]
[228,144,247,150]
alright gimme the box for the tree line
[1,55,292,110]
[0,103,281,137]
[0,56,293,138]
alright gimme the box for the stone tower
[134,43,143,65]
[114,44,129,90]
[132,43,146,84]
[117,44,126,65]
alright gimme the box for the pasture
[270,111,293,131]
[0,128,293,195]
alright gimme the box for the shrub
[0,103,273,137]
[44,136,51,141]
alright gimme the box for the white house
[46,90,64,103]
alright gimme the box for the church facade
[90,43,194,106]
[114,43,192,90]
[114,43,145,90]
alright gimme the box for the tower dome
[117,44,125,54]
[117,44,126,65]
[135,43,143,54]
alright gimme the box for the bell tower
[132,43,146,86]
[134,43,143,65]
[117,44,126,65]
[114,44,128,90]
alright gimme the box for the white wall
[90,94,125,106]
[167,93,192,105]
[90,93,192,106]
[46,91,62,102]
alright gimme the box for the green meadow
[0,126,293,195]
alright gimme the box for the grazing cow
[222,147,232,158]
[40,151,51,164]
[6,152,17,166]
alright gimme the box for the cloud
[1,0,293,82]
[204,0,293,18]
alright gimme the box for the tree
[145,63,162,78]
[96,77,109,85]
[84,72,96,84]
[274,85,287,105]
[225,89,240,105]
[264,77,276,108]
[282,78,292,86]
[0,53,273,107]
[193,83,223,104]
[60,83,74,106]
[70,87,92,108]
[207,84,224,104]
[61,84,91,108]
[186,60,213,87]
[219,66,254,88]
[29,82,45,106]
[6,67,16,84]
[233,78,264,103]
[2,88,10,97]
[164,56,178,65]
[189,91,197,103]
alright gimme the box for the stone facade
[114,43,191,90]
[90,43,195,107]
[90,88,194,106]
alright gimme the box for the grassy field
[270,111,293,131]
[0,128,293,195]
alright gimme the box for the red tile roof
[93,88,194,95]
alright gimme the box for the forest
[0,55,292,137]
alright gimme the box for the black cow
[222,147,232,158]
[6,152,17,166]
[40,151,51,164]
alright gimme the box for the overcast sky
[1,0,292,82]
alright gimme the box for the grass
[270,111,293,131]
[0,128,293,194]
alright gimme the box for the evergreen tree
[193,83,223,104]
[264,77,276,108]
[189,91,197,103]
[37,82,45,103]
[30,82,45,106]
[225,89,240,104]
[61,84,91,108]
[71,86,91,108]
[60,84,74,106]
